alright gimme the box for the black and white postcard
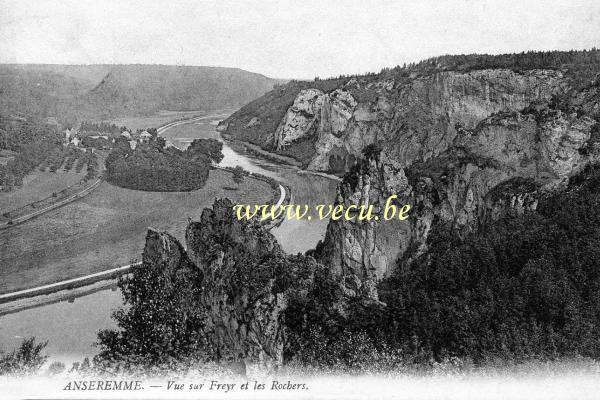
[1,1,600,399]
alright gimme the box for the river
[0,113,338,365]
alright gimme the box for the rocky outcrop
[317,99,599,280]
[245,117,260,128]
[136,200,291,373]
[143,228,192,286]
[271,69,566,172]
[184,199,286,373]
[138,199,372,374]
[273,88,325,148]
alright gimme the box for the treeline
[377,49,600,91]
[308,49,600,83]
[297,49,600,93]
[0,115,61,151]
[105,137,223,191]
[404,48,600,74]
[302,164,600,366]
[93,162,600,373]
[0,115,62,190]
[79,121,124,134]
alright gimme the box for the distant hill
[82,65,278,119]
[0,64,278,124]
[221,49,600,169]
[0,66,88,122]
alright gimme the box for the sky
[0,0,599,79]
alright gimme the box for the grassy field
[0,170,85,214]
[0,169,274,294]
[103,109,232,132]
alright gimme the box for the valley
[2,49,600,379]
[0,111,337,364]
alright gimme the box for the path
[0,178,102,230]
[0,115,289,308]
[0,263,139,305]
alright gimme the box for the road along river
[0,112,338,365]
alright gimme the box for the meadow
[0,169,274,293]
[0,170,85,214]
[103,109,232,132]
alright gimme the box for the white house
[128,140,137,150]
[70,136,81,147]
[139,130,152,142]
[120,131,132,140]
[64,128,77,144]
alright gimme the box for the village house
[64,127,77,145]
[139,130,152,143]
[70,136,81,147]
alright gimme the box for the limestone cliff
[223,51,600,173]
[137,52,600,369]
[137,199,368,373]
[271,69,567,172]
[219,55,600,295]
[316,95,599,280]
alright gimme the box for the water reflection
[0,289,123,365]
[161,117,338,254]
[0,115,338,362]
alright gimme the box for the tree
[153,136,166,149]
[104,140,210,191]
[186,138,224,164]
[372,164,600,362]
[0,337,48,376]
[232,166,245,188]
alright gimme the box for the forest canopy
[105,137,223,192]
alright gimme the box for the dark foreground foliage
[0,337,48,376]
[96,256,207,366]
[358,164,600,364]
[95,164,600,372]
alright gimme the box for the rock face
[143,228,192,286]
[221,65,599,293]
[316,97,599,280]
[138,61,600,370]
[273,88,326,149]
[271,69,566,172]
[139,199,368,373]
[184,199,286,373]
[138,200,290,372]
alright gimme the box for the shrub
[373,164,600,363]
[105,139,218,191]
[0,337,48,376]
[47,361,65,375]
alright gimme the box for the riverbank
[0,115,289,308]
[0,112,338,365]
[221,133,303,167]
[220,133,343,183]
[0,277,123,316]
[0,168,275,295]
